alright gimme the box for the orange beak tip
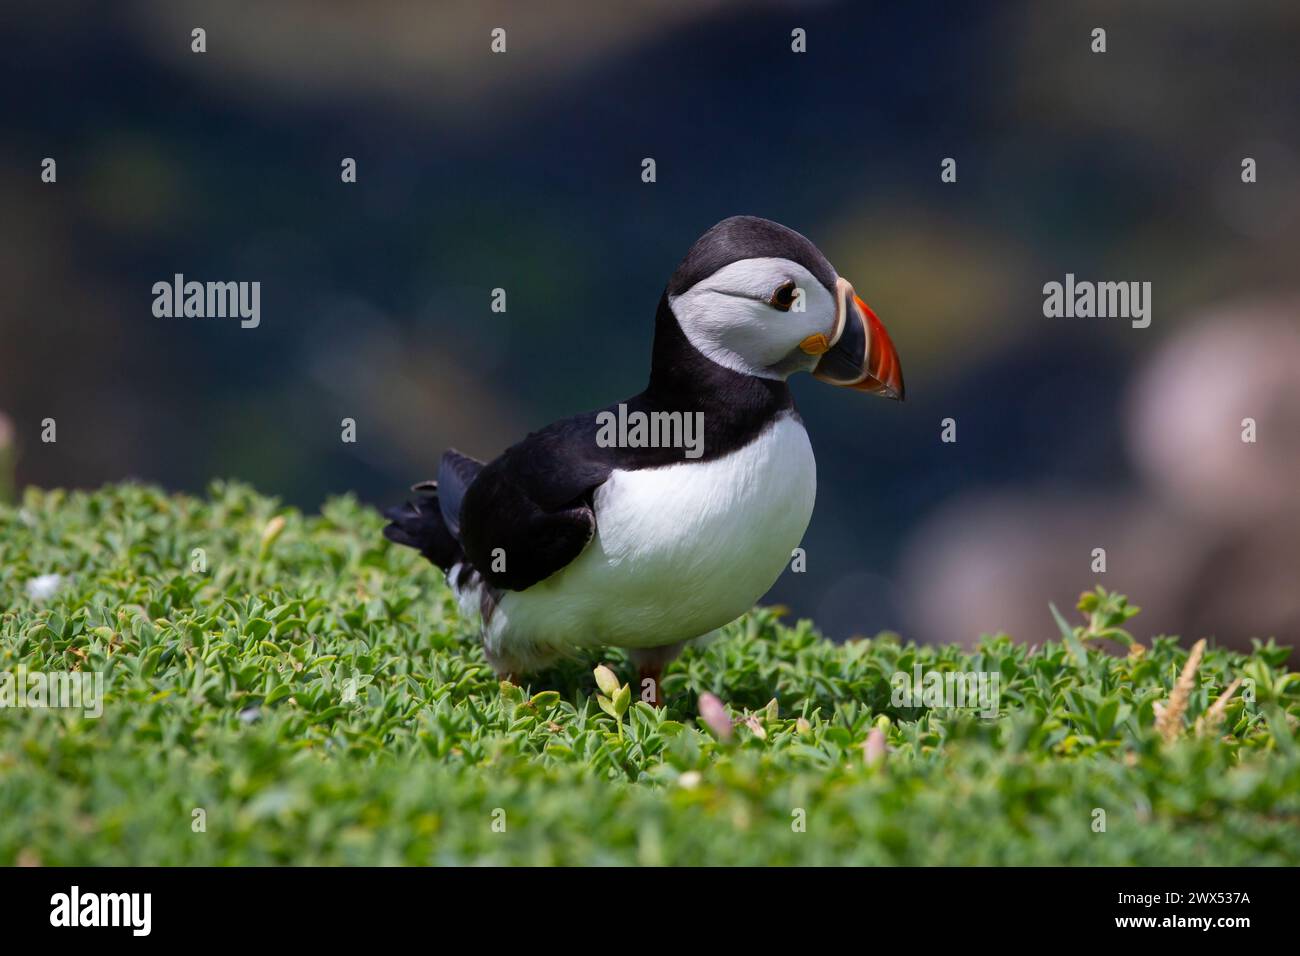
[859,299,904,402]
[812,280,904,400]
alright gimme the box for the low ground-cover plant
[1,482,1297,865]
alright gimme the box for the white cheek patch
[669,258,838,379]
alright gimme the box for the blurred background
[2,0,1298,648]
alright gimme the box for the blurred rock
[903,302,1300,650]
[899,492,1200,648]
[1181,518,1300,646]
[1127,301,1300,527]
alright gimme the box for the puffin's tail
[381,450,484,572]
[382,493,460,571]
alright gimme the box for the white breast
[485,412,816,659]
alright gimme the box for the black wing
[457,413,611,592]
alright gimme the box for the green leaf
[1050,602,1089,668]
[139,645,164,679]
[1265,707,1296,757]
[529,690,561,709]
[1095,697,1119,738]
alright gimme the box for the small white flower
[25,573,64,601]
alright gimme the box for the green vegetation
[1,483,1297,865]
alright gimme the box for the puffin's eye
[769,281,798,312]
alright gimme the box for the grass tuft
[1156,638,1207,743]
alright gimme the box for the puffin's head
[666,216,903,399]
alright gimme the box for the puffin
[383,216,903,704]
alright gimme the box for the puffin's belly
[497,412,816,650]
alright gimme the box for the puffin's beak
[806,277,904,400]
